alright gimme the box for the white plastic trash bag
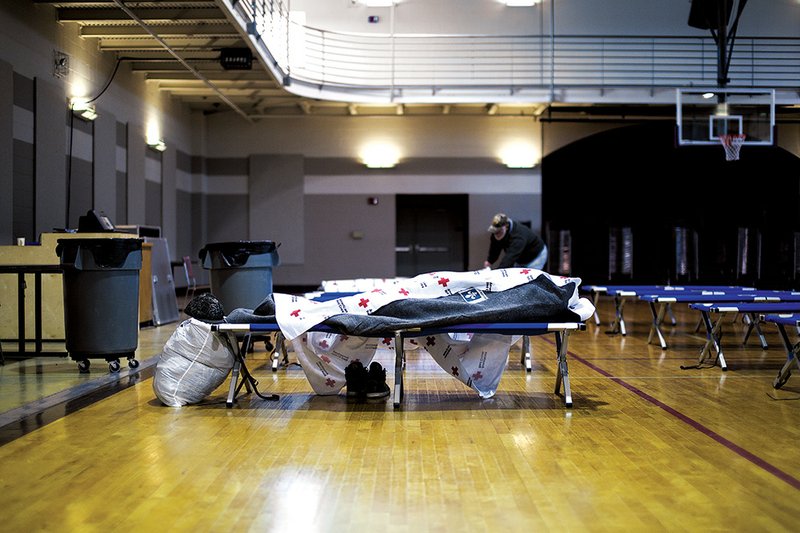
[153,318,236,407]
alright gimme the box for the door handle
[415,244,449,253]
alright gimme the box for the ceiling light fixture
[361,141,400,168]
[147,139,167,152]
[500,142,537,168]
[70,98,98,121]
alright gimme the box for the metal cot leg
[740,312,768,349]
[521,335,532,372]
[667,303,677,326]
[393,331,404,409]
[773,324,800,389]
[271,331,287,371]
[553,331,572,407]
[647,302,668,349]
[225,333,253,408]
[608,295,628,335]
[226,333,249,407]
[688,311,727,370]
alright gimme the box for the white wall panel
[305,173,540,194]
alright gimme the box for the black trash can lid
[201,241,277,254]
[199,240,279,267]
[56,238,143,268]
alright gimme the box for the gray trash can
[56,238,143,373]
[199,241,279,312]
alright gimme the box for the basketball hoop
[719,133,746,161]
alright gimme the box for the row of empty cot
[582,284,800,387]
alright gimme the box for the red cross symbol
[426,336,436,346]
[319,340,329,349]
[399,288,409,296]
[325,378,336,388]
[438,277,450,287]
[451,367,459,376]
[521,269,531,275]
[358,298,369,308]
[472,371,483,380]
[290,309,301,317]
[382,338,392,346]
[321,355,331,363]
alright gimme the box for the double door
[396,194,468,277]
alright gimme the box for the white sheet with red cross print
[291,330,515,397]
[274,267,589,341]
[278,268,594,397]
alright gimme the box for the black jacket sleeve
[497,232,527,268]
[487,236,503,264]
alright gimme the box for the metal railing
[230,1,800,100]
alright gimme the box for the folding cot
[583,284,752,336]
[212,269,594,409]
[640,291,800,349]
[582,284,695,328]
[687,302,800,371]
[765,314,800,389]
[212,321,586,408]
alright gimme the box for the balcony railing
[226,0,800,102]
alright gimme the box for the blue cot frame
[213,321,586,409]
[765,314,800,389]
[641,291,800,350]
[581,284,751,336]
[688,303,800,371]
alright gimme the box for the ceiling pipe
[111,0,253,123]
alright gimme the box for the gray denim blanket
[226,276,580,337]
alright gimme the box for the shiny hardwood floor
[1,299,799,531]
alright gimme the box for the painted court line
[555,340,800,490]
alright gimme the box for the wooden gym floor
[1,298,799,531]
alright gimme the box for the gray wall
[93,108,116,223]
[12,72,34,242]
[0,61,12,240]
[36,78,67,234]
[193,148,541,286]
[0,0,195,253]
[280,194,396,283]
[249,155,304,265]
[115,121,127,223]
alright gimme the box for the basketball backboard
[676,88,775,146]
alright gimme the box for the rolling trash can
[199,241,279,312]
[56,238,143,373]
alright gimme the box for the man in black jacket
[484,213,548,270]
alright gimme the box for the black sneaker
[365,361,390,400]
[345,361,368,397]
